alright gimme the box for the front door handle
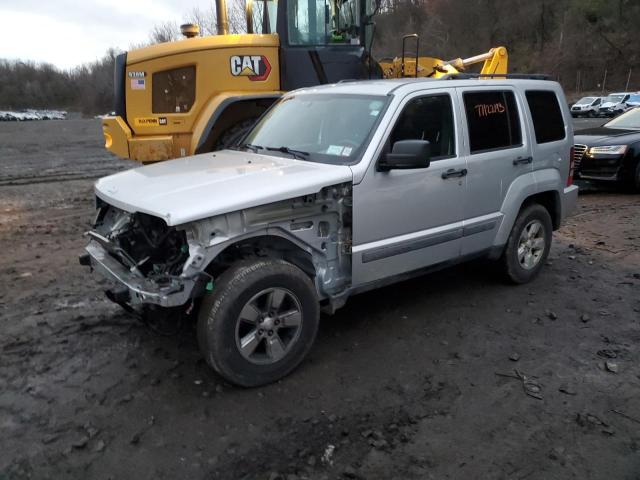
[441,168,468,179]
[513,156,533,166]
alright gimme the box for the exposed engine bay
[91,202,189,281]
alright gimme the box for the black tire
[197,258,319,387]
[214,118,258,150]
[499,203,553,284]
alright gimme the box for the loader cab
[248,0,381,90]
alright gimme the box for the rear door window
[463,91,521,153]
[525,90,566,144]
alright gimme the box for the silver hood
[95,150,353,226]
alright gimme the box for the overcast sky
[0,0,215,70]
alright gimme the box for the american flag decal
[131,79,146,90]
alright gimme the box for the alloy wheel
[517,220,546,270]
[235,288,303,365]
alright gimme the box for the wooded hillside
[1,0,637,113]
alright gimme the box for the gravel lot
[1,118,639,480]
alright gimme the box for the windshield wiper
[237,143,264,153]
[265,146,309,160]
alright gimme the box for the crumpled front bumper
[83,241,196,307]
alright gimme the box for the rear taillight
[567,146,575,186]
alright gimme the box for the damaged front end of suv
[81,200,210,310]
[81,178,354,317]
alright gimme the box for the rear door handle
[441,168,468,179]
[513,156,533,165]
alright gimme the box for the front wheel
[498,204,553,284]
[197,259,319,387]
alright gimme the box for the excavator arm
[379,46,508,79]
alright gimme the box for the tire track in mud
[0,168,128,187]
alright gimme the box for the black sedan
[574,107,640,191]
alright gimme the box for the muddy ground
[1,119,639,480]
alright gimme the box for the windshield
[603,94,624,104]
[576,97,596,105]
[241,93,389,164]
[604,107,640,129]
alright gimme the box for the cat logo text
[229,55,272,81]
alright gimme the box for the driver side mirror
[378,140,431,172]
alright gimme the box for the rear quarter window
[463,91,522,153]
[525,90,566,144]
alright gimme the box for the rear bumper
[83,241,195,307]
[562,185,579,220]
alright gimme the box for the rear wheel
[197,258,319,387]
[499,204,553,284]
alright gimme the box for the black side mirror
[378,140,431,172]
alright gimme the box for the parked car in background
[574,107,640,190]
[597,92,632,117]
[625,93,640,109]
[571,96,602,117]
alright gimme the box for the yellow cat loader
[103,0,508,163]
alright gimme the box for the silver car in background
[598,92,633,117]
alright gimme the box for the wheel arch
[521,190,561,230]
[493,170,563,250]
[204,233,317,285]
[192,93,281,154]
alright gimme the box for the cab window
[288,0,362,45]
[463,91,521,153]
[288,0,329,44]
[251,0,278,33]
[389,95,456,160]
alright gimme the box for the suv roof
[293,77,560,97]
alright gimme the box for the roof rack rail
[442,73,552,80]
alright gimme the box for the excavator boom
[378,46,508,79]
